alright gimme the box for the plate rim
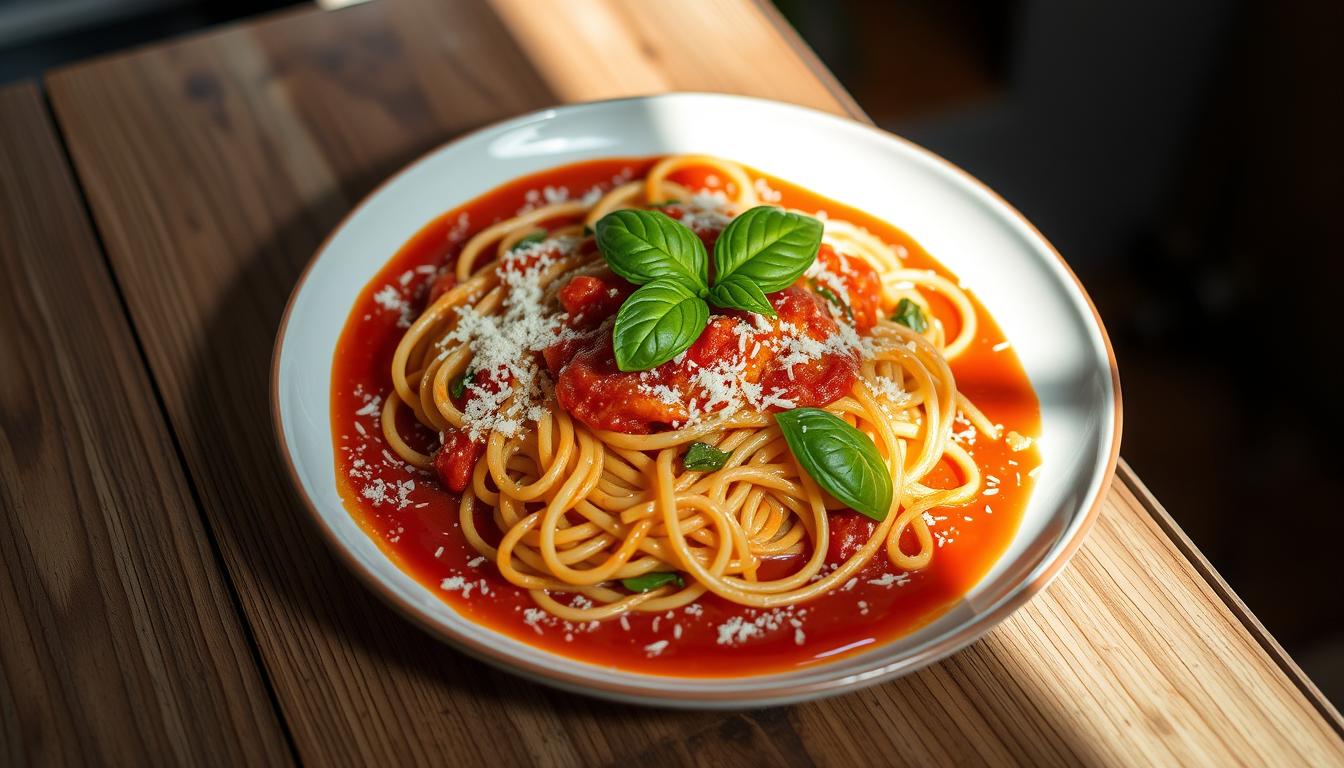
[269,91,1123,708]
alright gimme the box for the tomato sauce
[331,158,1041,676]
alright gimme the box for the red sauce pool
[330,158,1041,676]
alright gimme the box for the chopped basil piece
[621,572,684,592]
[683,442,731,471]
[810,278,853,321]
[510,229,547,251]
[892,298,928,333]
[450,368,474,399]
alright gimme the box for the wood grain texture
[41,0,1344,764]
[0,82,291,766]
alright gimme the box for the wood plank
[487,0,857,114]
[1116,460,1344,737]
[44,0,1344,764]
[0,82,292,766]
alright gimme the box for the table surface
[2,0,1342,765]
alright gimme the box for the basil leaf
[612,279,709,371]
[594,209,708,292]
[450,367,474,399]
[683,442,731,471]
[809,278,852,322]
[892,298,928,333]
[707,274,776,316]
[775,408,893,522]
[622,572,684,592]
[510,229,547,251]
[713,206,822,293]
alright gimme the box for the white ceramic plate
[272,93,1121,707]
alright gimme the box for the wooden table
[3,1,1341,764]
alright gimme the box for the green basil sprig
[622,572,684,592]
[594,205,824,371]
[595,210,709,370]
[775,408,893,522]
[683,442,731,471]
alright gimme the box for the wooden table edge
[750,0,870,122]
[1115,459,1344,735]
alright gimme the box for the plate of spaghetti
[273,93,1120,707]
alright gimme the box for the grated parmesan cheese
[1006,431,1033,452]
[675,194,733,232]
[868,571,911,587]
[714,606,803,647]
[869,375,911,407]
[360,478,416,510]
[522,608,548,635]
[372,284,415,327]
[804,257,852,308]
[439,574,490,598]
[716,616,762,646]
[443,236,579,440]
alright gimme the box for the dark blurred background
[3,0,1340,704]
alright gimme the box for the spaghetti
[378,156,1008,625]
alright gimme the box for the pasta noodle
[380,156,991,623]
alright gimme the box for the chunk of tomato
[433,428,482,493]
[826,510,876,565]
[557,274,629,327]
